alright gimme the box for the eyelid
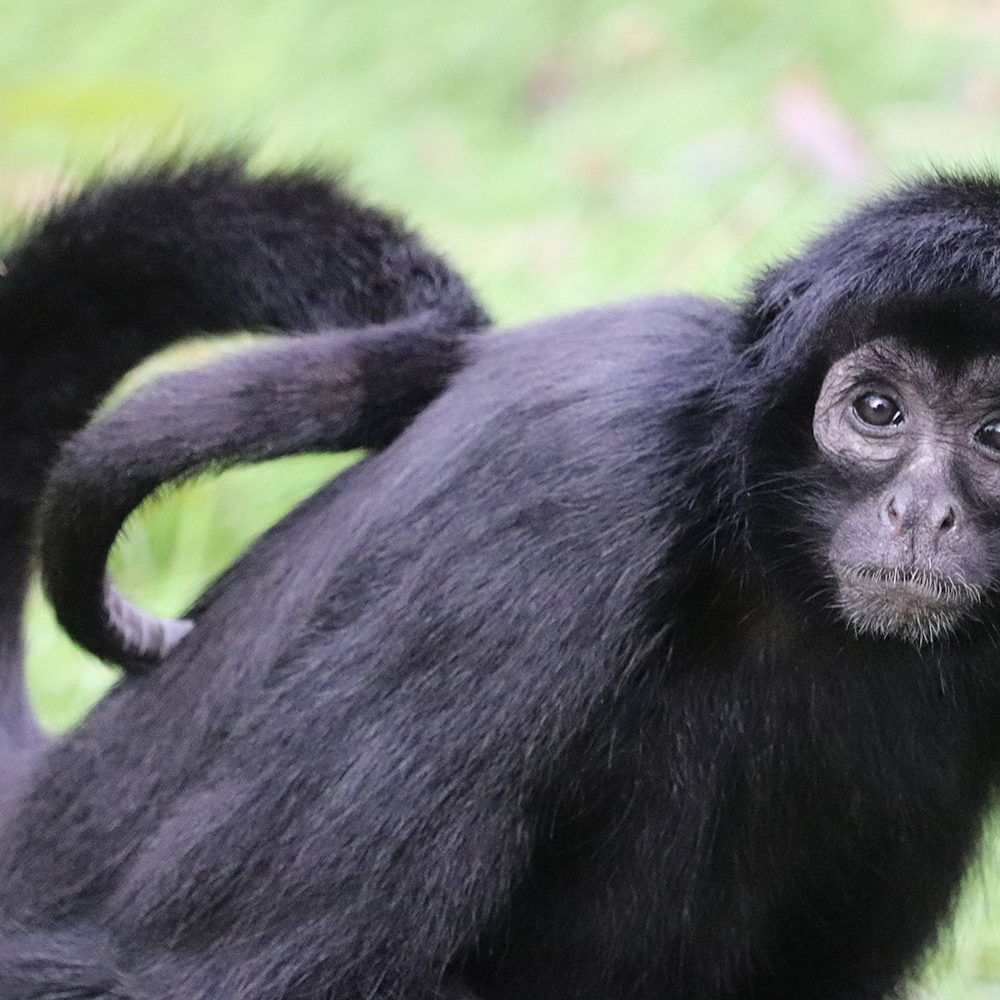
[846,373,900,395]
[831,374,892,408]
[831,379,872,407]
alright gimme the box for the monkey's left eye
[852,392,903,428]
[975,420,1000,453]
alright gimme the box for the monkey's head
[743,175,1000,646]
[812,333,1000,644]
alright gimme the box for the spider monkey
[6,163,1000,1000]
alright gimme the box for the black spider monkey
[6,162,1000,999]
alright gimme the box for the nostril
[939,506,957,532]
[887,497,899,523]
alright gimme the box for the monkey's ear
[733,268,813,349]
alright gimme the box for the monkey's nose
[936,503,958,532]
[884,488,959,535]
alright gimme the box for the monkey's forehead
[759,175,1000,308]
[820,296,1000,368]
[826,336,1000,399]
[744,175,1000,365]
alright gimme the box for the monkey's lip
[837,564,984,610]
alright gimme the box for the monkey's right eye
[852,392,903,428]
[975,420,1000,453]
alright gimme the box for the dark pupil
[853,392,902,427]
[976,421,1000,452]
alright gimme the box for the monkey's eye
[852,392,903,428]
[975,420,1000,453]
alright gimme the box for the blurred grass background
[4,0,1000,995]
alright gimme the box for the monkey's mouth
[833,564,986,645]
[844,564,984,606]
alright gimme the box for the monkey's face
[812,337,1000,645]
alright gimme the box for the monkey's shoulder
[452,294,738,431]
[358,295,736,546]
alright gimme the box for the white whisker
[832,562,988,647]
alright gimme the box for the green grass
[6,1,1000,994]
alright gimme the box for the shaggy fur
[3,159,486,670]
[5,166,1000,998]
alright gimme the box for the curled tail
[0,158,488,763]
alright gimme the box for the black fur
[5,168,1000,999]
[0,158,486,806]
[0,159,486,671]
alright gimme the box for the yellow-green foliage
[5,3,1000,994]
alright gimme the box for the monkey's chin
[834,565,985,647]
